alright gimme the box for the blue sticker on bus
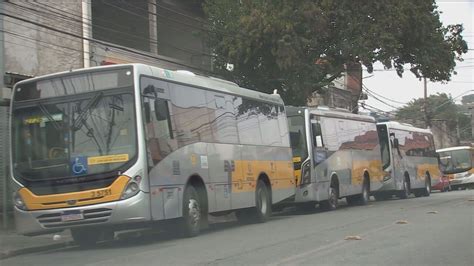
[71,156,88,176]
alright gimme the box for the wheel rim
[257,187,267,214]
[187,199,200,227]
[426,180,431,194]
[403,180,409,195]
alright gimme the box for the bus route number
[91,189,112,198]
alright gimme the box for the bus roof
[286,106,376,123]
[436,146,473,153]
[377,121,432,134]
[14,63,284,105]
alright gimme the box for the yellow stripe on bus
[352,159,384,184]
[19,175,130,210]
[231,160,295,193]
[416,163,441,180]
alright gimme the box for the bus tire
[71,228,104,247]
[398,177,410,199]
[320,185,338,211]
[236,180,271,223]
[180,185,202,237]
[347,179,369,206]
[254,179,271,223]
[422,177,431,197]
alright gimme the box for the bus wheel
[71,228,103,247]
[236,180,271,223]
[320,186,338,211]
[347,180,369,206]
[398,178,410,199]
[422,177,431,197]
[254,180,271,222]
[181,185,201,237]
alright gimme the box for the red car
[431,175,450,192]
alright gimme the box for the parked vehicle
[373,122,441,200]
[437,146,474,190]
[9,64,295,245]
[284,106,384,210]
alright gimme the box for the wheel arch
[185,174,208,214]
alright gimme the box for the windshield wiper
[71,92,105,155]
[72,92,104,131]
[37,102,62,131]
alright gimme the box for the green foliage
[396,93,471,140]
[204,0,468,105]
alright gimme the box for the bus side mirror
[154,98,168,121]
[393,138,399,149]
[144,102,151,123]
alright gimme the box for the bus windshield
[438,149,472,175]
[12,79,137,181]
[288,115,308,166]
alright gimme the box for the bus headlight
[13,191,27,210]
[301,162,311,185]
[121,175,142,200]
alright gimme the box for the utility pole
[424,77,429,128]
[0,0,9,230]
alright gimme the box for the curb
[0,241,74,260]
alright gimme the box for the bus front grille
[36,208,112,228]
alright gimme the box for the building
[0,0,211,227]
[307,63,364,113]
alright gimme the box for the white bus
[437,146,474,190]
[10,64,295,245]
[374,122,441,199]
[285,106,384,210]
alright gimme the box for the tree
[396,93,472,140]
[203,0,468,105]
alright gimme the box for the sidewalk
[0,229,72,260]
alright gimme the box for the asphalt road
[3,190,474,266]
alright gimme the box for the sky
[362,0,474,114]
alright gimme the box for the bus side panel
[207,143,241,212]
[235,145,294,207]
[149,143,211,220]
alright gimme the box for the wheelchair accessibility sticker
[71,156,88,176]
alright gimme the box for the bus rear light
[13,191,27,210]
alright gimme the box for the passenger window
[311,122,323,147]
[311,121,326,165]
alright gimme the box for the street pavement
[2,190,473,266]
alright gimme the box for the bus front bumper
[14,191,151,236]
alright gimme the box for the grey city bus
[10,64,295,245]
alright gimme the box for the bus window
[144,96,177,166]
[311,121,326,165]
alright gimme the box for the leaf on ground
[344,235,362,240]
[396,220,409,224]
[468,199,474,202]
[427,211,438,214]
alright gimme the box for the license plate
[61,210,84,222]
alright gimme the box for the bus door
[310,119,328,183]
[389,130,404,188]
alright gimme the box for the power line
[5,2,215,58]
[0,11,214,74]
